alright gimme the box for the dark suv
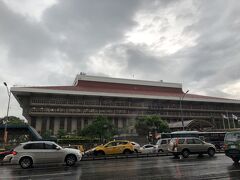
[168,137,216,158]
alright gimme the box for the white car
[11,141,82,168]
[131,142,141,153]
[139,144,158,154]
[156,138,171,153]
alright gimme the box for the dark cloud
[42,0,142,63]
[1,0,240,118]
[0,1,53,65]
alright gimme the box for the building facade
[11,74,240,135]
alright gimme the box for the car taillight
[12,151,17,155]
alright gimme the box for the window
[194,139,203,144]
[161,140,167,144]
[186,139,194,144]
[45,143,57,149]
[23,144,32,149]
[106,142,117,147]
[118,141,128,145]
[145,145,154,148]
[178,139,185,144]
[23,143,44,149]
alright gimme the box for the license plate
[230,145,237,149]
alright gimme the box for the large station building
[11,74,240,136]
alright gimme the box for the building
[11,74,240,135]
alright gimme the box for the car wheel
[182,149,190,158]
[207,148,215,157]
[123,149,132,154]
[134,149,139,153]
[232,157,239,163]
[19,157,33,169]
[158,149,164,153]
[65,155,77,166]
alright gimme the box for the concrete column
[72,118,77,132]
[46,117,50,131]
[64,117,67,131]
[54,118,60,135]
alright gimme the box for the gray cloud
[1,0,240,118]
[0,1,53,65]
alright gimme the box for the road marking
[1,172,72,179]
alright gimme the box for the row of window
[30,107,238,118]
[23,143,57,150]
[31,98,240,112]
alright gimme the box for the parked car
[131,142,141,153]
[11,141,82,168]
[63,145,84,155]
[156,138,171,153]
[139,144,158,154]
[224,131,240,163]
[168,137,216,158]
[93,140,134,156]
[3,153,13,162]
[0,149,13,160]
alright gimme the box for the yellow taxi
[93,140,134,156]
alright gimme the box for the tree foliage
[135,115,170,136]
[57,129,67,138]
[80,116,116,141]
[0,116,26,126]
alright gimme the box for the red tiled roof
[28,80,230,101]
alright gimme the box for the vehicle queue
[0,130,240,168]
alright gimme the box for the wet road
[1,154,240,179]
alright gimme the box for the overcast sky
[1,0,240,119]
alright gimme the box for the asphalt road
[1,154,240,180]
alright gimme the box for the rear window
[225,132,240,142]
[161,140,167,144]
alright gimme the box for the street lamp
[180,90,189,131]
[3,82,11,149]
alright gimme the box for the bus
[160,131,226,150]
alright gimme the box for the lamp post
[3,82,11,149]
[180,90,189,131]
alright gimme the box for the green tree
[0,116,26,125]
[42,130,52,139]
[135,115,170,136]
[57,129,66,138]
[80,116,116,142]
